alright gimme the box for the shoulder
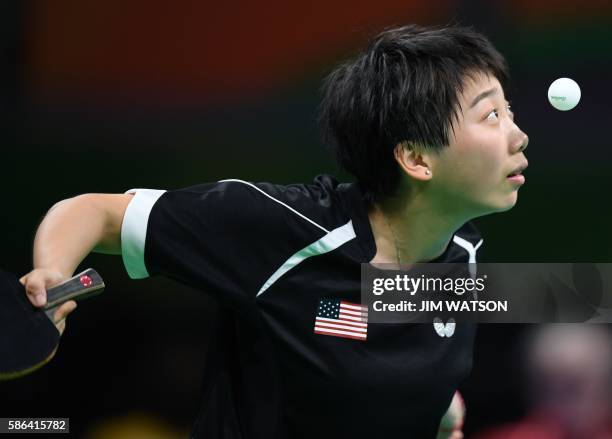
[209,175,349,232]
[218,174,342,208]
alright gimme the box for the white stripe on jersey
[452,235,483,264]
[256,221,356,297]
[219,179,330,233]
[452,235,483,279]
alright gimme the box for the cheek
[452,131,505,183]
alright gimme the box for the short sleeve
[120,179,342,307]
[121,188,167,279]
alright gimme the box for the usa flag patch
[314,299,368,341]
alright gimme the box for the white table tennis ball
[548,77,581,111]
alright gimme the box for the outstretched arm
[20,193,133,317]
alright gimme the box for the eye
[486,109,499,122]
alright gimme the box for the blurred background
[1,0,611,437]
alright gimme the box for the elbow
[47,197,73,215]
[45,193,132,255]
[48,194,94,214]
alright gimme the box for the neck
[367,185,469,265]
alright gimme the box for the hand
[437,391,465,439]
[19,268,78,335]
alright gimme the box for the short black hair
[318,24,509,204]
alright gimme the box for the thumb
[53,301,77,336]
[53,300,77,323]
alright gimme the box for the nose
[517,135,528,153]
[510,124,529,154]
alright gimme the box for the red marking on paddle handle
[79,275,93,288]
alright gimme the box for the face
[429,72,529,217]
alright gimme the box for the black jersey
[121,175,483,438]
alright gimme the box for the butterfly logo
[433,317,456,338]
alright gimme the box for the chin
[475,193,518,216]
[495,193,519,212]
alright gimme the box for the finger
[55,318,67,335]
[53,301,76,336]
[25,274,48,307]
[53,301,77,323]
[25,270,65,307]
[19,275,26,285]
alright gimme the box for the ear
[393,142,433,181]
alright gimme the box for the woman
[21,24,528,438]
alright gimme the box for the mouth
[506,162,528,184]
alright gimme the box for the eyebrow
[469,87,499,108]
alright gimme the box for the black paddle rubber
[0,268,104,380]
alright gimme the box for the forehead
[459,72,504,108]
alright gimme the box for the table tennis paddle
[0,268,104,380]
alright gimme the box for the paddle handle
[44,268,105,309]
